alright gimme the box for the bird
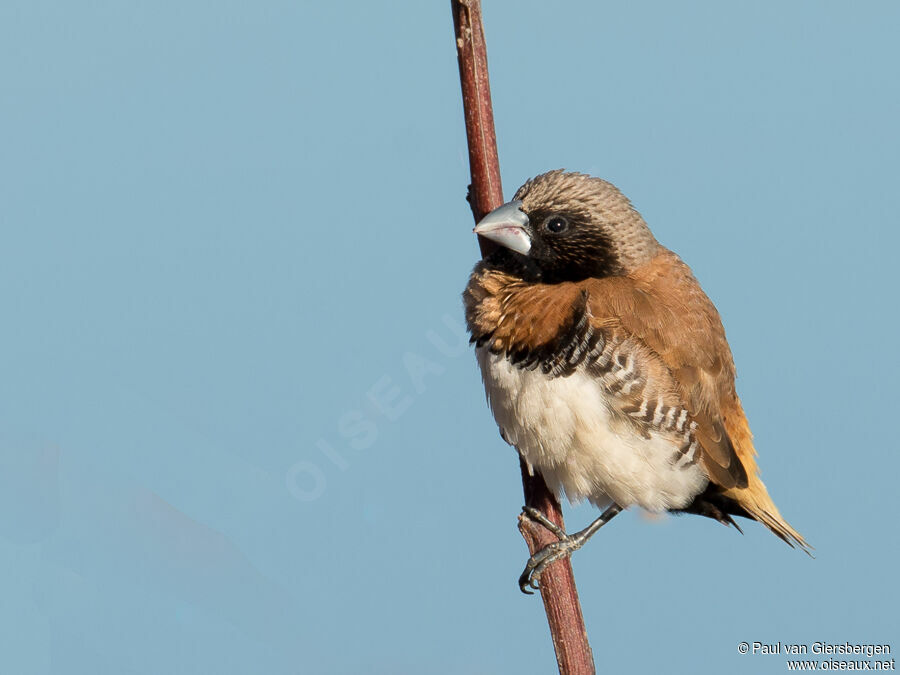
[463,170,809,593]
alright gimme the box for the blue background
[2,1,898,673]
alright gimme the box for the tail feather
[721,396,812,555]
[738,495,812,555]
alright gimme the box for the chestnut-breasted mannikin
[463,170,809,593]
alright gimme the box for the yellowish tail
[722,397,812,554]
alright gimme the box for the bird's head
[474,170,659,283]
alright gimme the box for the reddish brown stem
[451,2,595,673]
[450,0,501,255]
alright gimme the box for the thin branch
[450,0,501,252]
[451,2,595,673]
[517,460,595,674]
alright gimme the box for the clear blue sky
[2,1,898,673]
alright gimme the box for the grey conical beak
[473,200,531,255]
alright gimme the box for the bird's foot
[517,503,623,594]
[517,507,585,594]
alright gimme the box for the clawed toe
[518,507,570,593]
[516,503,623,595]
[520,506,568,539]
[518,538,579,593]
[518,568,538,594]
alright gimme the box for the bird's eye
[544,216,569,234]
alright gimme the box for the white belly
[477,348,708,512]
